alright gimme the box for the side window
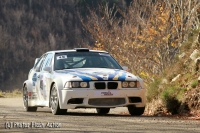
[34,54,46,72]
[41,53,53,71]
[34,57,42,69]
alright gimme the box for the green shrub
[147,78,161,102]
[161,85,181,114]
[191,80,198,88]
[176,88,187,100]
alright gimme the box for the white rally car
[23,48,146,115]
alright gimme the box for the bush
[161,85,181,114]
[191,80,198,88]
[147,78,161,102]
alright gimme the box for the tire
[96,108,110,114]
[128,106,145,116]
[50,84,67,115]
[23,85,37,112]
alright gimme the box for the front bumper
[58,89,146,109]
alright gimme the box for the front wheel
[128,106,145,116]
[96,108,110,114]
[23,85,37,112]
[50,84,67,115]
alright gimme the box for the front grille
[88,98,125,106]
[95,82,106,89]
[107,82,118,89]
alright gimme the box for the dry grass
[0,89,22,98]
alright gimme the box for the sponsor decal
[101,91,113,96]
[32,73,37,86]
[94,90,120,97]
[32,73,37,82]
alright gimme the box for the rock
[171,74,181,82]
[161,78,168,84]
[195,57,200,71]
[192,34,200,48]
[198,76,200,83]
[190,49,200,60]
[179,52,185,59]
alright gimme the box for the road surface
[0,98,199,132]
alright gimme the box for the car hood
[54,68,138,81]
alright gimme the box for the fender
[23,80,36,106]
[137,76,145,89]
[52,78,64,108]
[23,80,34,92]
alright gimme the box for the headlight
[80,82,88,88]
[65,81,89,88]
[72,82,80,88]
[129,82,136,87]
[122,81,139,88]
[122,81,129,88]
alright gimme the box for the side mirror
[34,58,39,65]
[122,66,128,71]
[43,67,51,73]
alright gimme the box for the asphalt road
[0,98,200,133]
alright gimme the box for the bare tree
[79,0,200,82]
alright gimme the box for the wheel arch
[23,80,33,92]
[48,81,55,107]
[49,78,64,108]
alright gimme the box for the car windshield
[54,52,122,70]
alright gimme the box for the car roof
[46,49,108,54]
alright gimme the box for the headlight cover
[80,82,88,88]
[64,81,89,88]
[122,81,129,88]
[122,81,140,88]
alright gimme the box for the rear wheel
[128,106,145,116]
[50,84,67,115]
[23,85,37,112]
[96,108,110,114]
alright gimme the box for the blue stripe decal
[32,73,37,81]
[108,70,120,80]
[56,70,104,81]
[72,74,92,81]
[56,69,126,81]
[76,71,103,81]
[118,72,127,81]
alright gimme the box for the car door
[36,53,54,106]
[29,54,46,102]
[32,54,47,103]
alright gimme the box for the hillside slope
[146,29,200,116]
